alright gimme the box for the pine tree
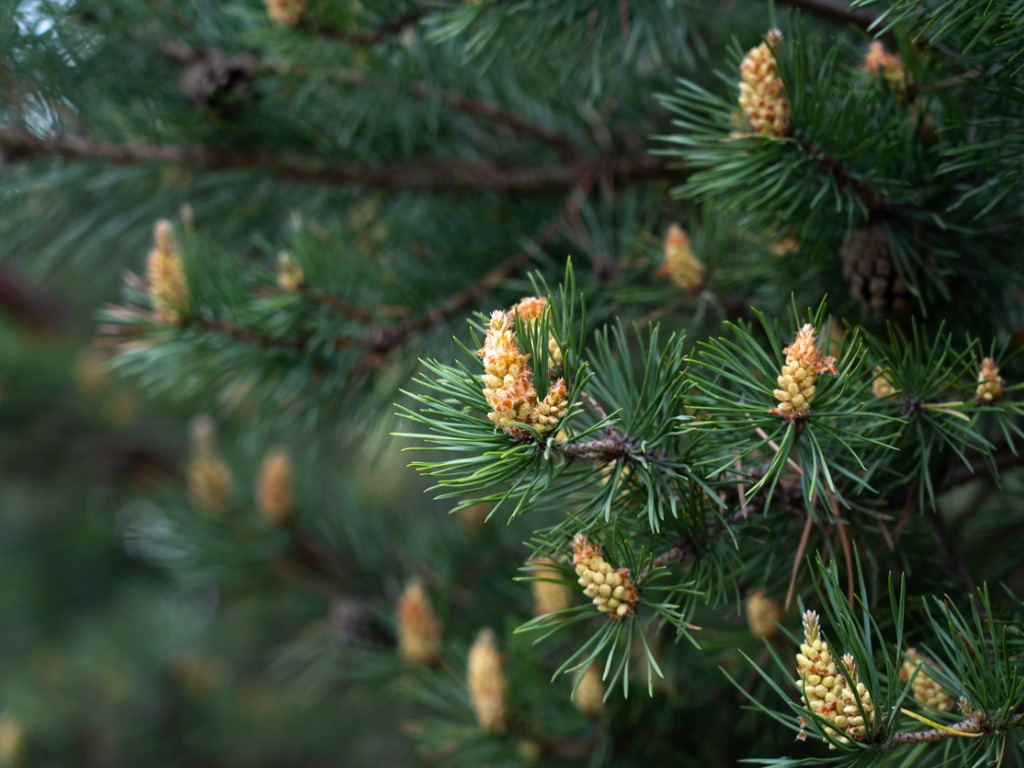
[2,1,1024,766]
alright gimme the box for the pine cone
[181,49,260,114]
[841,223,911,317]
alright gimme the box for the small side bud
[862,41,909,98]
[146,219,191,325]
[265,0,305,27]
[658,224,705,293]
[746,589,782,639]
[572,664,605,718]
[977,358,1006,404]
[467,628,507,732]
[256,446,295,525]
[571,534,638,619]
[0,713,25,767]
[186,415,232,515]
[872,366,897,399]
[277,252,305,293]
[528,557,572,616]
[396,579,443,665]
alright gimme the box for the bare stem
[891,715,986,744]
[0,125,669,195]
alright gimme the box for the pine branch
[777,0,880,29]
[0,124,668,193]
[560,434,630,462]
[0,263,69,334]
[361,208,568,357]
[890,713,998,744]
[160,42,581,158]
[792,131,887,213]
[301,5,436,47]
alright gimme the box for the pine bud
[571,534,638,620]
[532,378,569,435]
[256,446,295,525]
[834,654,875,744]
[977,357,1006,404]
[467,628,507,732]
[74,348,108,397]
[512,295,564,369]
[738,30,790,139]
[396,579,443,665]
[146,219,190,325]
[901,648,952,711]
[480,309,537,438]
[265,0,305,27]
[771,324,838,420]
[842,223,911,317]
[186,415,232,515]
[0,713,24,766]
[572,664,605,718]
[745,588,782,639]
[795,610,843,727]
[862,41,909,98]
[872,366,897,399]
[479,305,570,437]
[795,611,876,747]
[277,252,304,293]
[528,557,572,616]
[658,224,705,293]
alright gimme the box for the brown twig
[791,132,887,214]
[892,716,995,745]
[639,506,752,581]
[560,434,631,463]
[301,5,433,47]
[0,124,667,194]
[0,263,69,334]
[299,286,378,323]
[776,0,881,30]
[162,41,581,159]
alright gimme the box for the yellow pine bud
[396,579,443,665]
[862,41,909,98]
[479,309,537,438]
[478,304,571,437]
[738,30,790,139]
[745,588,782,639]
[74,348,108,397]
[796,612,876,747]
[658,224,705,293]
[266,0,305,27]
[276,252,304,293]
[512,296,564,369]
[457,502,489,528]
[572,664,605,718]
[771,324,838,420]
[769,235,799,257]
[571,534,638,620]
[186,416,232,515]
[977,357,1006,404]
[146,219,190,325]
[833,654,875,745]
[532,378,569,434]
[872,366,896,399]
[467,628,507,732]
[901,648,952,712]
[0,714,24,766]
[528,557,572,616]
[795,610,844,743]
[256,446,295,525]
